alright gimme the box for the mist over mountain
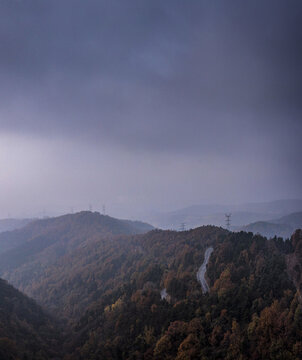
[148,199,302,230]
[239,212,302,239]
[0,211,153,278]
[0,0,301,218]
[0,211,301,358]
[0,211,152,255]
[0,218,33,234]
[272,212,302,229]
[0,0,301,358]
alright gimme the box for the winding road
[197,246,214,294]
[160,288,168,300]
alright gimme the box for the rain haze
[0,0,301,220]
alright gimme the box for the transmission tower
[102,204,106,215]
[179,222,186,232]
[225,213,232,230]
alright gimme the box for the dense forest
[0,212,301,359]
[0,278,62,360]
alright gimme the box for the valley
[0,211,301,359]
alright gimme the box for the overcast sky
[0,0,301,219]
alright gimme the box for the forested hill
[238,211,302,239]
[0,278,62,359]
[238,221,293,239]
[64,229,302,359]
[0,211,153,256]
[1,222,302,359]
[0,211,153,278]
[0,218,33,234]
[1,225,227,320]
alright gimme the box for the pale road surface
[197,246,214,294]
[160,288,168,300]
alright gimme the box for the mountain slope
[286,229,302,301]
[0,211,154,319]
[239,221,293,238]
[0,211,153,256]
[147,199,302,229]
[65,230,301,359]
[0,218,33,234]
[1,221,301,359]
[0,211,153,273]
[0,278,62,359]
[239,211,302,238]
[272,211,302,228]
[1,226,227,320]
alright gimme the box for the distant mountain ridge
[1,225,227,320]
[0,217,302,358]
[0,211,153,256]
[147,199,302,229]
[0,218,33,233]
[272,211,302,228]
[239,211,302,239]
[0,211,153,298]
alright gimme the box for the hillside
[239,211,302,239]
[0,211,154,319]
[0,218,33,234]
[1,225,226,320]
[1,220,302,359]
[0,278,62,359]
[0,211,153,272]
[147,199,302,229]
[272,211,302,228]
[286,229,302,301]
[65,230,302,359]
[239,221,293,239]
[0,211,153,256]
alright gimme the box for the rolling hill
[147,199,302,230]
[0,224,226,320]
[65,229,302,359]
[0,218,33,234]
[0,214,301,359]
[239,211,302,238]
[0,210,153,260]
[0,211,154,318]
[272,211,302,229]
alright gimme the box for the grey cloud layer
[0,1,301,160]
[0,0,301,217]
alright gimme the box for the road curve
[197,246,214,294]
[160,288,168,300]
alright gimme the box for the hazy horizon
[1,198,302,224]
[0,0,301,219]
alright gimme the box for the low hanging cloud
[0,0,301,217]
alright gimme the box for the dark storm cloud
[0,0,301,157]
